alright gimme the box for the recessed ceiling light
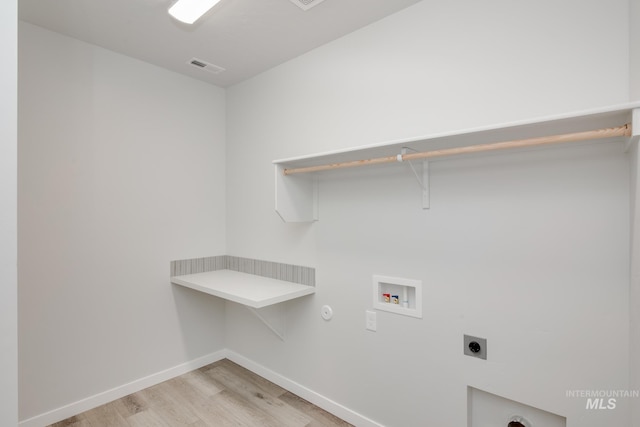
[168,0,222,24]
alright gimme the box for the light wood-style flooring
[49,359,353,427]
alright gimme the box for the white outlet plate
[366,310,376,331]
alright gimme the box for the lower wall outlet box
[464,335,487,360]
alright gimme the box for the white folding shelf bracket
[398,148,430,209]
[245,305,286,341]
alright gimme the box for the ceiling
[19,0,421,87]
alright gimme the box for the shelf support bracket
[399,148,430,209]
[245,305,286,341]
[624,108,639,152]
[422,159,430,209]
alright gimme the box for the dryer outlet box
[464,335,487,360]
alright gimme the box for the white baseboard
[19,349,381,427]
[18,350,227,427]
[225,350,384,427]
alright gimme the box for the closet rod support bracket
[422,160,430,209]
[400,148,430,209]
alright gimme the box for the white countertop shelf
[171,270,315,308]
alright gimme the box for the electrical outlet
[464,334,487,360]
[366,310,377,332]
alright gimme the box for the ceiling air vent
[188,58,225,74]
[288,0,327,11]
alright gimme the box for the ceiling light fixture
[168,0,222,24]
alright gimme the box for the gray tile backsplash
[170,255,315,287]
[170,255,227,277]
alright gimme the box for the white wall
[630,140,640,427]
[1,1,18,426]
[629,2,640,425]
[631,0,640,100]
[18,23,227,422]
[226,1,631,426]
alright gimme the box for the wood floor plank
[200,388,287,427]
[119,392,148,417]
[136,381,200,426]
[156,377,225,426]
[125,408,173,427]
[203,363,312,427]
[48,415,91,427]
[204,359,288,398]
[181,368,224,398]
[81,400,130,426]
[48,358,353,427]
[187,420,209,427]
[279,391,354,427]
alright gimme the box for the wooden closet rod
[283,124,632,176]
